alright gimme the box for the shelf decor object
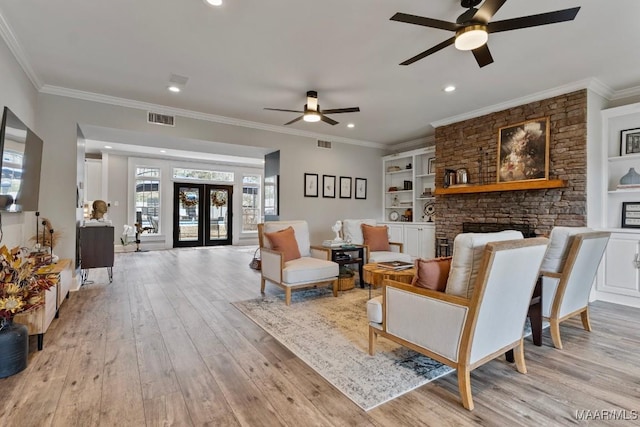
[621,128,640,156]
[622,202,640,228]
[497,117,550,183]
[619,168,640,186]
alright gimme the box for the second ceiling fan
[391,0,580,68]
[264,91,360,126]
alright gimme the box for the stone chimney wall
[434,89,587,243]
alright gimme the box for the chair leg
[580,307,592,332]
[457,366,474,411]
[514,339,527,374]
[368,326,377,356]
[260,277,266,294]
[550,318,563,350]
[285,288,292,306]
[331,279,338,297]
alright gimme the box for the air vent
[148,112,175,127]
[317,140,332,149]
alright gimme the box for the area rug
[233,287,454,411]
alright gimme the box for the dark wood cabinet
[79,226,114,283]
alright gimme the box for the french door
[173,183,233,247]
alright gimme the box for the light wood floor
[1,246,639,426]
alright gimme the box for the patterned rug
[233,287,454,410]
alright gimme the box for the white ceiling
[1,0,639,154]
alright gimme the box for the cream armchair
[538,227,611,349]
[368,237,549,410]
[258,220,339,305]
[341,219,412,264]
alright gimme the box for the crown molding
[610,85,640,101]
[388,135,435,152]
[0,8,42,89]
[39,85,386,149]
[430,78,615,128]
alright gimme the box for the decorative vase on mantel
[0,317,29,378]
[619,167,640,186]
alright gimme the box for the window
[135,167,160,234]
[242,175,260,231]
[173,168,234,182]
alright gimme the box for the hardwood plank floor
[1,246,639,426]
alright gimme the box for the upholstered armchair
[341,219,412,264]
[538,227,611,349]
[258,220,339,305]
[368,237,549,410]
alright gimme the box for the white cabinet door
[403,224,435,259]
[600,233,640,298]
[387,224,404,244]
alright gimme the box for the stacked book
[617,184,640,191]
[377,261,414,270]
[322,240,345,248]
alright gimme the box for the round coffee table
[362,263,416,297]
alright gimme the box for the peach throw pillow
[264,226,301,262]
[361,224,390,251]
[411,257,452,292]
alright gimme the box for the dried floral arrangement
[0,246,58,323]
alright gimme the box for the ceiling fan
[391,0,580,68]
[264,91,360,125]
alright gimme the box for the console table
[79,225,114,284]
[14,258,73,350]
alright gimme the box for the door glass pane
[209,188,228,240]
[177,186,200,242]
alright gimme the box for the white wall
[586,89,609,228]
[0,36,38,247]
[34,93,385,262]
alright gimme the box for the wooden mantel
[433,179,567,195]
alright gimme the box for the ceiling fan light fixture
[204,0,222,6]
[303,110,321,122]
[454,25,488,51]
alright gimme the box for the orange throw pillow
[412,257,452,292]
[264,226,301,262]
[361,224,390,251]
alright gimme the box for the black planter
[0,318,29,378]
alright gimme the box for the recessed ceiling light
[444,85,456,92]
[160,150,167,153]
[167,85,181,93]
[104,145,112,149]
[204,0,222,6]
[347,123,355,128]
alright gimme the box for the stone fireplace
[434,89,588,244]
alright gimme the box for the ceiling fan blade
[284,116,304,125]
[321,115,339,126]
[321,107,360,114]
[264,108,304,113]
[472,0,508,24]
[487,7,580,33]
[400,36,455,66]
[390,12,459,32]
[472,44,494,68]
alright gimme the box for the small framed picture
[622,202,640,228]
[304,173,318,197]
[355,178,367,199]
[339,176,352,199]
[427,157,436,175]
[620,128,640,156]
[322,175,336,198]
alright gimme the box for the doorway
[173,183,233,247]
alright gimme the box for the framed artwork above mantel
[497,117,550,183]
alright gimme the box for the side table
[327,245,365,286]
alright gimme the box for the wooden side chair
[539,228,611,349]
[368,237,549,410]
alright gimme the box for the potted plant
[0,246,58,378]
